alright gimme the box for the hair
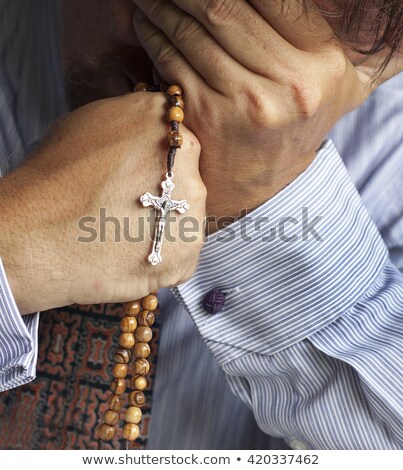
[299,0,403,73]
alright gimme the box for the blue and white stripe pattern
[0,0,402,450]
[0,0,65,391]
[0,259,38,392]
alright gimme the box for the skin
[132,0,402,230]
[63,0,403,232]
[1,0,401,313]
[0,93,206,314]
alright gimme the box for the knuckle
[147,1,166,19]
[172,15,200,43]
[288,78,323,119]
[198,182,208,201]
[193,180,207,203]
[203,0,241,27]
[185,136,202,156]
[242,87,275,129]
[327,46,349,78]
[155,42,179,69]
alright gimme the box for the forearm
[0,164,71,314]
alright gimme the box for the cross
[140,174,189,265]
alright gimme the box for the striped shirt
[0,0,402,450]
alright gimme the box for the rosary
[97,83,187,450]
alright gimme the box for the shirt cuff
[0,257,39,391]
[175,140,388,366]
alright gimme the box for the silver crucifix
[140,173,189,265]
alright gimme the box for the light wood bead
[129,390,146,407]
[103,410,119,426]
[98,423,116,441]
[110,378,126,395]
[135,326,153,343]
[141,294,158,312]
[120,316,137,333]
[131,375,147,391]
[119,333,135,349]
[137,310,155,327]
[122,423,140,441]
[112,363,128,379]
[167,107,184,123]
[108,394,124,411]
[167,85,183,97]
[167,131,183,148]
[134,82,148,92]
[125,406,142,424]
[114,348,132,364]
[134,358,150,376]
[123,301,141,317]
[134,342,150,358]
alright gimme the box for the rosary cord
[167,121,180,174]
[96,83,185,450]
[167,147,177,175]
[98,438,107,450]
[120,438,130,450]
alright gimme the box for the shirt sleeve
[175,139,403,450]
[0,257,39,392]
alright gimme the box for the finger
[169,0,303,78]
[247,0,336,52]
[133,9,205,94]
[247,0,373,106]
[133,0,247,94]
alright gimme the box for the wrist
[204,150,316,233]
[0,169,71,314]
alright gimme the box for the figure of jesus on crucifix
[140,174,190,266]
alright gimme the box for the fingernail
[134,7,145,21]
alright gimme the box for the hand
[132,0,377,229]
[0,92,205,314]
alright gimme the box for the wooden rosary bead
[133,342,151,359]
[122,423,140,441]
[112,363,128,379]
[137,310,155,327]
[120,316,137,333]
[110,378,127,395]
[123,300,141,317]
[108,394,124,411]
[135,326,153,343]
[134,82,148,92]
[131,375,147,391]
[128,390,145,407]
[167,84,183,97]
[125,406,142,424]
[103,410,120,426]
[98,84,188,450]
[119,333,135,349]
[167,106,184,123]
[98,423,116,441]
[133,358,150,376]
[141,294,158,312]
[167,131,183,148]
[168,96,184,109]
[114,348,132,364]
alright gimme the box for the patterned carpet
[0,303,160,449]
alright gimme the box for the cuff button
[202,289,226,314]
